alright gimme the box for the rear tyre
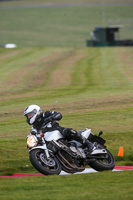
[30,149,61,175]
[89,149,115,171]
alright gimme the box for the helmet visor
[25,109,37,120]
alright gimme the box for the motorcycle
[26,122,115,175]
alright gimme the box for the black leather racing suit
[31,111,94,150]
[31,111,64,133]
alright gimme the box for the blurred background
[0,0,133,47]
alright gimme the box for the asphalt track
[0,166,133,178]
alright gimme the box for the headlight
[27,135,38,148]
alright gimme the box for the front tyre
[89,149,115,171]
[29,149,61,175]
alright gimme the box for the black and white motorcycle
[27,122,115,175]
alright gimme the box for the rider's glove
[44,116,53,124]
[31,128,37,135]
[69,128,77,136]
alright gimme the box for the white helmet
[24,105,43,125]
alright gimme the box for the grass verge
[0,171,133,200]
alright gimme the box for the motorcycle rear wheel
[89,149,115,171]
[30,149,61,175]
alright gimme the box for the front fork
[41,137,50,159]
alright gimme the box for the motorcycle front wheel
[89,149,115,171]
[29,149,61,175]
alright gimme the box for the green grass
[0,171,133,200]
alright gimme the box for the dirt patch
[48,49,86,88]
[0,50,20,61]
[47,93,133,114]
[0,49,72,95]
[1,93,132,116]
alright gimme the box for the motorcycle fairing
[44,130,64,141]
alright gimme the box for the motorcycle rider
[24,104,95,153]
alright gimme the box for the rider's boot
[67,128,96,153]
[78,134,96,153]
